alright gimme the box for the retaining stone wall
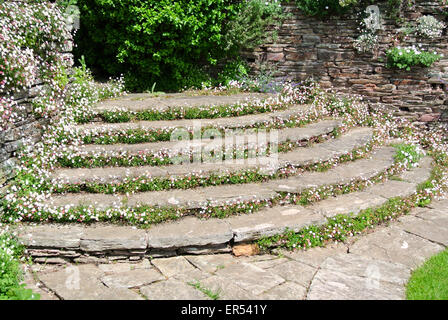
[246,0,448,122]
[0,1,74,193]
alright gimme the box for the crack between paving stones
[35,275,64,300]
[304,265,321,299]
[400,229,447,249]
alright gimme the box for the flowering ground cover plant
[0,1,72,93]
[2,72,448,227]
[416,15,446,38]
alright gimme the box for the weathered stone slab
[38,265,143,300]
[307,268,405,300]
[277,243,348,268]
[367,180,417,199]
[140,278,209,300]
[100,269,164,288]
[94,92,273,112]
[215,263,285,295]
[273,145,395,193]
[320,254,410,285]
[399,156,433,184]
[80,225,147,252]
[185,255,237,273]
[311,192,387,218]
[199,276,258,300]
[228,205,323,242]
[258,281,307,300]
[268,260,317,288]
[151,256,197,278]
[349,226,444,269]
[398,215,448,247]
[77,104,309,132]
[17,225,83,249]
[321,127,373,153]
[147,216,232,249]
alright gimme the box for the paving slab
[268,260,318,288]
[151,256,197,278]
[400,156,433,184]
[367,180,417,199]
[397,215,448,247]
[277,242,348,268]
[195,275,258,300]
[37,265,143,300]
[185,255,238,274]
[273,146,395,193]
[100,268,165,289]
[214,262,285,296]
[349,226,444,269]
[307,268,406,300]
[257,281,307,300]
[140,278,209,300]
[320,253,411,285]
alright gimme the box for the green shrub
[386,46,442,71]
[75,0,285,92]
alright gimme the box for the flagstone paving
[22,198,448,300]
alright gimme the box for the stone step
[46,142,392,211]
[73,119,343,158]
[18,156,433,260]
[94,92,274,113]
[53,120,353,184]
[76,104,311,134]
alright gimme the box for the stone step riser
[68,119,342,159]
[53,125,368,187]
[77,104,311,139]
[94,92,275,113]
[19,156,433,263]
[47,136,385,213]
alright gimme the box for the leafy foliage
[75,0,285,92]
[386,46,442,71]
[0,232,39,300]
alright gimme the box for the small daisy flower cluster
[353,5,381,54]
[416,15,446,39]
[0,96,23,131]
[0,2,73,94]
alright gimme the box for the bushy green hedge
[74,0,284,92]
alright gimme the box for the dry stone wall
[247,0,448,122]
[0,1,74,192]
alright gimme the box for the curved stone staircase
[17,92,435,264]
